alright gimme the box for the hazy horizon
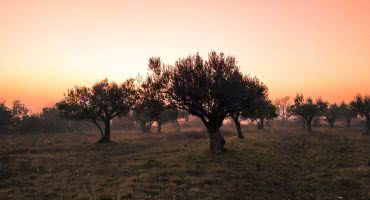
[1,0,370,112]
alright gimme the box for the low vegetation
[1,125,369,199]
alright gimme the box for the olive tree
[0,102,13,133]
[350,95,370,135]
[148,52,265,153]
[274,96,291,121]
[230,76,269,138]
[132,58,166,133]
[324,103,341,128]
[157,108,180,133]
[339,102,357,128]
[57,79,136,143]
[255,100,278,130]
[289,94,326,132]
[131,92,164,133]
[11,100,29,131]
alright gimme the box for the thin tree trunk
[157,122,162,133]
[328,119,335,128]
[306,118,312,132]
[257,118,264,130]
[232,115,244,139]
[346,119,351,128]
[208,127,225,154]
[365,116,370,136]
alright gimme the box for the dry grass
[0,126,369,199]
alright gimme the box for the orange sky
[1,0,370,112]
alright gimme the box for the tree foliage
[147,51,268,153]
[132,58,166,133]
[323,103,341,128]
[350,95,370,134]
[57,79,136,142]
[339,102,357,128]
[289,94,326,132]
[274,96,291,121]
[0,102,13,133]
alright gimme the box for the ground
[0,126,369,200]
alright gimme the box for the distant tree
[11,100,29,119]
[148,51,263,153]
[289,94,326,132]
[11,100,29,131]
[19,114,43,133]
[0,102,13,133]
[350,95,370,135]
[131,93,164,133]
[339,102,357,128]
[274,96,291,121]
[323,103,341,128]
[57,79,136,143]
[157,108,180,133]
[255,100,278,130]
[132,58,166,133]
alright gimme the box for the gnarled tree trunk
[232,115,244,139]
[208,127,225,154]
[98,120,111,143]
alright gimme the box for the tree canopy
[147,51,269,153]
[57,79,136,143]
[289,94,326,132]
[351,95,370,134]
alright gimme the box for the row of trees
[57,52,278,153]
[289,94,370,134]
[56,52,370,153]
[3,51,368,153]
[0,101,89,133]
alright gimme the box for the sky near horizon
[1,0,370,112]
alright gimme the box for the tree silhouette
[339,102,357,128]
[230,76,269,138]
[289,94,326,132]
[254,99,278,130]
[0,102,13,133]
[274,96,291,121]
[132,57,166,133]
[323,103,341,128]
[158,108,180,133]
[11,100,29,131]
[350,95,370,135]
[147,51,264,153]
[131,92,164,133]
[57,79,136,143]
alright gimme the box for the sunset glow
[1,0,370,111]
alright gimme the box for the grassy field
[0,126,369,200]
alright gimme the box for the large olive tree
[148,52,266,153]
[57,79,136,143]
